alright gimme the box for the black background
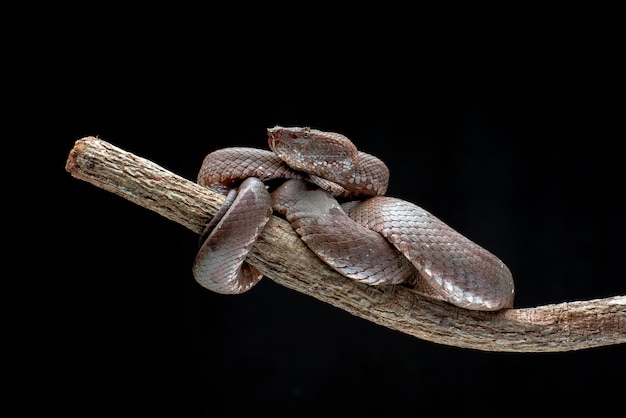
[18,11,625,417]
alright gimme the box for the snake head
[267,126,359,177]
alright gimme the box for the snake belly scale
[193,126,515,311]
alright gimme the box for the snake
[192,126,515,311]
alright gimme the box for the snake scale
[192,126,515,311]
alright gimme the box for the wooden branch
[65,136,626,352]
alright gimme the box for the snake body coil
[193,126,515,311]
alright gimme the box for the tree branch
[65,136,625,352]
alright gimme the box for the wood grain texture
[65,136,626,352]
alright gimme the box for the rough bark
[65,136,626,352]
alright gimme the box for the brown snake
[192,126,515,311]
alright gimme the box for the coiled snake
[192,126,515,311]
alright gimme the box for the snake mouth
[267,125,288,150]
[266,126,278,148]
[267,125,306,157]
